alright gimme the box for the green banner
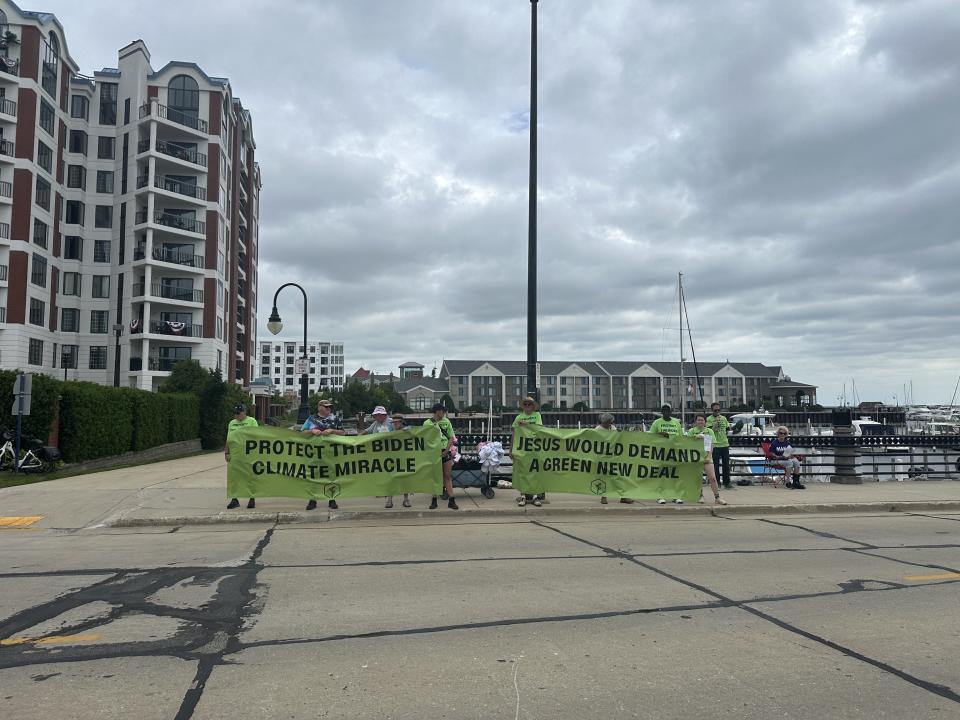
[512,425,705,502]
[226,425,444,500]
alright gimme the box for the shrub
[0,370,61,442]
[58,382,135,462]
[123,388,168,451]
[163,393,200,442]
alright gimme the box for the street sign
[13,372,32,396]
[295,359,308,375]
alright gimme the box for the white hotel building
[258,340,345,396]
[0,2,260,388]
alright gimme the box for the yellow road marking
[0,633,100,646]
[0,516,44,527]
[903,572,960,582]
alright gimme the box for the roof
[441,360,606,377]
[396,378,448,393]
[148,60,229,87]
[769,381,817,389]
[351,367,370,378]
[399,361,425,368]
[442,360,787,379]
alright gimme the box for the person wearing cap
[301,399,345,510]
[360,406,411,509]
[423,403,458,510]
[596,412,633,505]
[511,396,543,507]
[225,404,258,510]
[650,405,684,505]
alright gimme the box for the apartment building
[0,2,260,389]
[440,360,817,411]
[258,340,345,396]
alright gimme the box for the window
[62,272,81,296]
[67,165,86,190]
[33,219,48,249]
[89,346,107,370]
[71,95,89,120]
[69,130,88,155]
[37,141,53,173]
[96,171,114,193]
[123,98,130,124]
[35,176,51,211]
[29,298,45,326]
[31,253,47,287]
[65,201,85,225]
[98,83,117,125]
[94,239,111,262]
[61,307,79,331]
[42,34,59,97]
[90,310,109,333]
[63,236,83,260]
[28,339,44,366]
[168,75,199,122]
[94,205,113,228]
[97,137,115,160]
[92,275,110,298]
[39,99,55,136]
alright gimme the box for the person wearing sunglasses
[768,426,805,489]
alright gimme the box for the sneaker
[673,498,683,504]
[441,491,449,501]
[226,498,240,509]
[328,499,338,510]
[793,481,806,490]
[384,498,394,509]
[447,498,459,510]
[429,497,438,509]
[402,496,411,508]
[305,499,317,511]
[619,498,634,504]
[246,498,256,509]
[714,496,728,505]
[532,497,542,507]
[600,496,608,504]
[518,496,527,507]
[736,479,753,486]
[657,498,666,504]
[698,496,705,504]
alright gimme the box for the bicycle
[0,431,59,474]
[0,430,17,470]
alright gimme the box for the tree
[540,402,554,411]
[160,361,249,449]
[440,394,457,413]
[572,401,589,411]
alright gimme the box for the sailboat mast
[679,272,685,427]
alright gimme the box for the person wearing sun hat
[224,403,258,510]
[512,396,544,507]
[361,405,410,508]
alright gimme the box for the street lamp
[267,283,310,423]
[112,324,124,387]
[526,0,540,403]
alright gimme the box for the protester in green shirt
[512,396,544,507]
[225,404,258,510]
[649,404,683,437]
[706,403,733,489]
[596,412,633,505]
[686,415,727,505]
[424,403,458,510]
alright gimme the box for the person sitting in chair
[767,426,805,489]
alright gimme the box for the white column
[659,376,665,406]
[467,374,473,406]
[711,376,717,406]
[627,377,633,409]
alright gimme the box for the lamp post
[526,0,540,402]
[267,283,310,423]
[112,324,124,387]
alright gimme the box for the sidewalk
[1,452,959,530]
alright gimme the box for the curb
[104,500,960,528]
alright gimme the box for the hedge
[0,370,60,441]
[58,382,136,462]
[122,388,168,452]
[163,393,200,443]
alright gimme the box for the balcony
[0,221,9,239]
[135,209,205,235]
[131,282,204,304]
[0,263,6,281]
[139,102,208,134]
[0,57,18,77]
[0,139,13,157]
[154,175,206,200]
[150,321,203,337]
[0,180,10,198]
[137,139,208,168]
[134,246,205,269]
[0,97,15,117]
[130,356,189,372]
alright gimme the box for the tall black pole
[270,282,310,424]
[526,0,539,401]
[113,325,122,387]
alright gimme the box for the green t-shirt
[228,416,258,433]
[685,426,715,441]
[512,411,543,429]
[423,417,455,449]
[649,417,683,436]
[705,414,730,447]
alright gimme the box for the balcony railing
[0,222,9,239]
[0,264,7,281]
[151,283,203,303]
[134,209,205,235]
[0,180,9,198]
[0,57,18,77]
[130,356,191,372]
[136,174,148,189]
[134,246,205,269]
[0,139,13,157]
[150,321,203,337]
[155,175,206,200]
[137,139,208,167]
[0,97,15,117]
[139,102,208,133]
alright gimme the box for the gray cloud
[45,0,960,404]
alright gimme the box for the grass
[0,449,213,490]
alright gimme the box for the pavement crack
[756,518,876,547]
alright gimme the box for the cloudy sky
[44,0,960,405]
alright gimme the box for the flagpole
[679,272,685,428]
